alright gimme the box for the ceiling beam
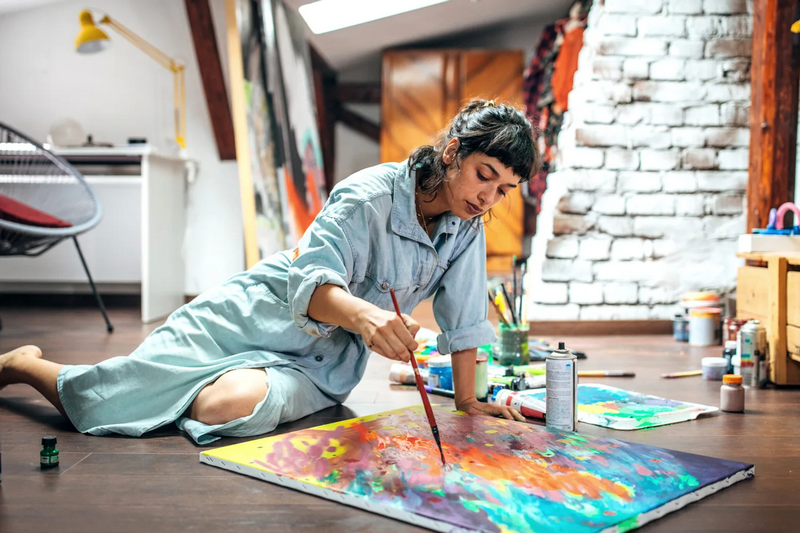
[336,82,381,104]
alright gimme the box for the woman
[0,99,539,444]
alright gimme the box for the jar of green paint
[40,436,59,468]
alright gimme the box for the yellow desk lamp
[74,9,186,149]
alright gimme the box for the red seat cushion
[0,194,73,228]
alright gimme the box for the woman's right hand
[357,305,420,361]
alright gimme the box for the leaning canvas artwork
[201,405,752,533]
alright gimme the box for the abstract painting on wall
[494,384,719,431]
[201,405,752,533]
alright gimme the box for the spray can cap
[558,342,566,350]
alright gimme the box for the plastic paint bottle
[40,436,59,469]
[545,342,577,431]
[720,374,745,412]
[427,355,453,390]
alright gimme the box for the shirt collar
[391,162,461,245]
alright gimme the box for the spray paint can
[737,320,767,388]
[545,342,577,431]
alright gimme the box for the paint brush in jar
[389,289,446,465]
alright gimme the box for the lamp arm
[100,15,179,72]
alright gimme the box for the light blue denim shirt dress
[57,161,496,444]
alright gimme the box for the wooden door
[381,49,524,272]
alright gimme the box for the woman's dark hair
[408,99,540,197]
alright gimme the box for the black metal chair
[0,122,113,332]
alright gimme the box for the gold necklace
[416,190,448,248]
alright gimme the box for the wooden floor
[1,303,799,532]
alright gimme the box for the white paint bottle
[545,342,577,431]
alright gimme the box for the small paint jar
[497,323,530,366]
[702,357,728,380]
[40,436,59,469]
[474,354,489,401]
[673,314,689,342]
[427,355,453,390]
[389,362,428,385]
[689,307,722,346]
[722,340,737,374]
[720,374,745,412]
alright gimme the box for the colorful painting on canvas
[201,405,752,533]
[495,384,718,430]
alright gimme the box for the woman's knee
[189,369,269,426]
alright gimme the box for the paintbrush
[519,261,528,325]
[494,290,514,325]
[500,283,517,324]
[512,255,517,323]
[488,289,510,326]
[389,289,446,465]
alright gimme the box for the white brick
[706,83,750,102]
[562,147,605,168]
[721,59,751,81]
[527,303,580,321]
[606,0,664,15]
[542,259,593,283]
[604,282,640,303]
[652,238,678,258]
[684,105,720,126]
[650,304,682,319]
[630,126,673,149]
[592,57,624,80]
[580,305,651,320]
[564,170,618,192]
[669,0,702,14]
[686,16,721,39]
[623,58,650,79]
[638,16,687,37]
[611,238,647,260]
[605,149,640,170]
[718,149,748,170]
[641,149,681,170]
[593,195,628,215]
[711,194,745,214]
[671,127,705,147]
[569,282,604,305]
[581,104,616,124]
[706,39,752,58]
[546,236,579,259]
[576,125,629,147]
[597,14,638,37]
[705,127,749,147]
[553,214,595,235]
[594,261,663,282]
[663,171,698,192]
[598,38,668,57]
[579,237,613,260]
[669,40,705,58]
[531,281,569,304]
[685,60,721,81]
[682,148,717,169]
[616,103,650,125]
[627,194,676,215]
[696,170,748,191]
[619,171,662,192]
[633,216,704,237]
[703,214,745,238]
[558,192,594,215]
[720,103,749,126]
[675,194,706,216]
[640,286,681,304]
[598,216,634,236]
[633,81,706,102]
[650,58,686,80]
[718,16,752,39]
[578,81,634,104]
[650,104,684,125]
[703,0,748,14]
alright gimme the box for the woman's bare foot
[0,345,43,389]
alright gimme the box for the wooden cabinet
[381,49,524,272]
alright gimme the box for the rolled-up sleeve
[433,228,496,354]
[287,215,355,337]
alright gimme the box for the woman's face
[442,148,521,220]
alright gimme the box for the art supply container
[672,314,689,342]
[723,318,747,344]
[701,357,728,381]
[737,320,767,387]
[474,355,489,401]
[389,362,428,385]
[40,436,59,469]
[427,355,453,390]
[722,340,737,374]
[720,374,745,412]
[545,342,577,431]
[688,307,721,346]
[681,291,721,312]
[497,323,530,366]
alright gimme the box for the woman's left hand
[457,398,526,422]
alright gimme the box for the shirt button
[381,281,389,290]
[315,355,323,362]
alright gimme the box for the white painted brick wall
[652,239,677,258]
[640,286,681,304]
[597,216,635,236]
[564,169,618,192]
[623,58,651,79]
[593,57,624,80]
[593,195,628,215]
[580,305,651,320]
[675,194,706,216]
[558,192,594,215]
[579,237,613,260]
[705,127,749,147]
[598,38,669,57]
[606,149,641,170]
[663,171,698,192]
[633,81,706,102]
[669,40,705,58]
[685,59,721,81]
[597,14,638,37]
[530,281,569,304]
[546,236,579,259]
[686,16,720,40]
[627,194,676,215]
[542,259,593,283]
[711,194,745,214]
[684,105,720,126]
[594,260,661,282]
[706,39,752,58]
[570,282,604,305]
[553,214,595,235]
[638,17,687,38]
[671,127,706,147]
[616,104,650,125]
[651,104,684,125]
[606,0,665,15]
[576,125,629,147]
[718,149,748,169]
[704,0,747,15]
[611,238,647,260]
[630,126,673,149]
[640,149,681,170]
[619,171,662,192]
[703,214,745,238]
[682,148,717,170]
[633,216,704,238]
[562,147,605,168]
[527,304,580,321]
[706,83,750,102]
[604,282,640,304]
[669,0,702,15]
[696,171,747,191]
